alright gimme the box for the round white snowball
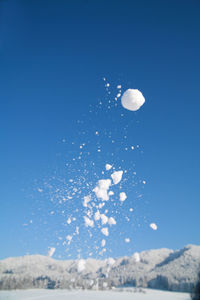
[121,89,145,111]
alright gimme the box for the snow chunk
[101,227,109,236]
[105,164,112,171]
[67,218,71,224]
[111,170,123,185]
[101,214,108,225]
[119,192,127,202]
[47,247,55,257]
[108,217,116,225]
[121,89,145,111]
[84,216,94,227]
[66,235,72,242]
[77,259,86,273]
[150,223,158,230]
[101,239,106,247]
[93,179,111,201]
[133,252,140,262]
[94,210,101,221]
[108,191,114,196]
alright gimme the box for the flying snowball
[121,89,145,111]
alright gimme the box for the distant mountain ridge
[0,244,199,292]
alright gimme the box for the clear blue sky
[0,0,200,260]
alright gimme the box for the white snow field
[0,289,190,300]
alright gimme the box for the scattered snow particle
[129,208,133,212]
[117,85,122,89]
[37,188,43,193]
[105,163,112,171]
[143,180,146,184]
[116,93,121,98]
[125,238,130,243]
[119,192,127,202]
[84,216,94,228]
[108,190,114,196]
[111,170,123,185]
[106,83,110,87]
[47,247,56,257]
[77,259,86,272]
[101,227,109,236]
[121,89,145,111]
[131,146,135,150]
[150,223,158,230]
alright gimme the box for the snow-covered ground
[0,289,190,300]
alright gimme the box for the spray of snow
[111,170,123,185]
[121,89,145,111]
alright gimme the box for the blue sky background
[0,0,200,260]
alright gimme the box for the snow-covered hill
[0,244,199,292]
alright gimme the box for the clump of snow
[101,214,108,225]
[150,223,158,230]
[93,179,111,201]
[84,216,94,228]
[105,164,112,171]
[121,89,145,111]
[111,170,123,185]
[94,210,101,221]
[101,227,109,236]
[108,217,116,225]
[47,247,55,257]
[133,252,140,262]
[67,218,71,224]
[119,192,127,202]
[101,239,106,247]
[66,235,72,242]
[108,191,114,196]
[125,238,130,243]
[77,259,86,272]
